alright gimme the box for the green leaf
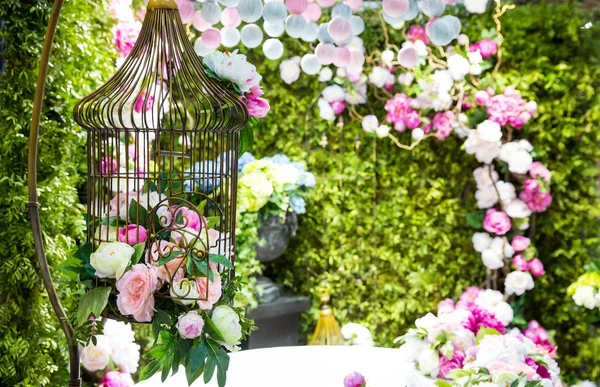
[203,313,226,343]
[186,360,205,386]
[435,379,453,387]
[73,242,93,262]
[189,339,209,371]
[155,308,173,326]
[209,254,233,269]
[140,360,162,381]
[476,327,501,344]
[131,243,146,265]
[206,216,220,228]
[204,339,229,387]
[239,122,255,155]
[129,199,149,226]
[141,331,177,382]
[76,287,112,327]
[465,210,485,230]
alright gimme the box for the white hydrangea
[505,199,532,219]
[473,165,499,188]
[318,67,333,82]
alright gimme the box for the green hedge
[0,1,114,385]
[246,3,600,380]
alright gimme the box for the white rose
[468,50,483,65]
[504,199,532,219]
[318,98,335,121]
[322,85,345,103]
[473,165,499,188]
[376,124,390,138]
[476,186,499,209]
[504,241,515,258]
[415,313,438,331]
[361,115,379,133]
[341,323,374,346]
[412,128,425,141]
[470,63,483,76]
[280,56,301,84]
[464,130,501,164]
[211,305,243,350]
[482,249,504,270]
[111,341,140,373]
[457,34,469,46]
[494,301,514,326]
[504,271,535,296]
[496,181,516,204]
[447,54,471,81]
[573,286,598,310]
[369,66,392,88]
[472,232,493,253]
[80,335,111,372]
[499,142,533,174]
[90,242,134,280]
[417,347,440,377]
[477,120,503,142]
[465,0,488,14]
[170,279,200,305]
[318,67,333,82]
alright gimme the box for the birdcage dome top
[73,0,248,133]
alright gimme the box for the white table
[136,345,418,386]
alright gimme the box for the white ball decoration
[240,24,263,48]
[382,13,405,29]
[427,15,461,46]
[328,16,352,41]
[317,23,334,43]
[331,4,353,19]
[192,11,212,31]
[285,14,308,39]
[317,0,336,7]
[382,0,409,18]
[221,27,241,47]
[302,3,322,22]
[218,0,238,6]
[403,0,419,20]
[348,47,365,68]
[264,20,285,37]
[418,0,445,17]
[349,15,365,35]
[194,38,214,56]
[238,0,263,23]
[333,46,351,67]
[315,43,337,65]
[201,2,222,25]
[263,38,284,59]
[301,54,322,75]
[263,2,288,23]
[397,46,418,68]
[301,22,319,42]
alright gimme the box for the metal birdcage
[73,0,248,297]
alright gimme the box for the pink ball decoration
[302,3,322,22]
[343,0,363,11]
[192,12,212,32]
[317,0,337,7]
[221,7,242,28]
[327,16,352,41]
[348,47,365,68]
[286,0,309,14]
[176,0,196,24]
[315,43,336,65]
[333,46,351,67]
[397,46,418,68]
[201,28,222,49]
[382,0,409,18]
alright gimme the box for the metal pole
[26,0,81,386]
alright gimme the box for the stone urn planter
[255,211,298,262]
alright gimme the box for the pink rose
[116,264,158,322]
[146,240,185,283]
[101,157,118,175]
[404,110,421,129]
[176,310,205,339]
[512,254,529,271]
[196,274,222,310]
[407,25,429,44]
[113,21,142,58]
[133,90,155,113]
[330,100,346,115]
[471,39,498,58]
[118,224,148,245]
[529,161,551,182]
[438,351,465,378]
[519,179,552,212]
[511,235,530,252]
[81,336,111,372]
[528,258,545,277]
[99,371,135,387]
[173,206,203,232]
[243,86,270,119]
[343,372,366,387]
[483,208,512,235]
[474,90,490,106]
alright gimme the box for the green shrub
[0,1,114,385]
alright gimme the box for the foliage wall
[248,3,600,380]
[0,1,114,385]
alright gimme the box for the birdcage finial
[147,0,178,9]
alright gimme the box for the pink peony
[146,240,185,283]
[512,254,529,271]
[438,351,465,379]
[456,286,480,309]
[99,371,135,387]
[407,25,429,44]
[173,206,203,232]
[474,90,491,106]
[133,90,155,113]
[519,179,552,212]
[196,275,222,310]
[176,310,205,339]
[483,208,512,235]
[330,100,346,115]
[438,298,456,314]
[528,258,545,277]
[432,111,454,139]
[523,320,549,343]
[511,235,530,252]
[344,372,366,387]
[118,224,148,245]
[529,161,551,182]
[470,39,498,58]
[242,86,270,118]
[101,157,118,175]
[385,93,420,132]
[485,87,535,129]
[116,264,158,322]
[113,21,142,58]
[463,307,506,334]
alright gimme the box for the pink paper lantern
[382,0,409,18]
[327,16,352,41]
[348,47,365,67]
[398,46,418,68]
[286,0,309,14]
[315,43,336,65]
[192,11,212,32]
[176,0,196,24]
[302,3,322,22]
[343,0,363,12]
[317,0,337,7]
[221,7,242,28]
[201,28,222,49]
[333,46,351,67]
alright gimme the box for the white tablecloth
[136,345,415,387]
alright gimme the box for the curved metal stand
[26,1,81,386]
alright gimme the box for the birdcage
[73,0,248,302]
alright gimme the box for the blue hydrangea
[289,196,306,214]
[268,154,291,165]
[184,151,232,192]
[238,152,256,171]
[300,172,316,188]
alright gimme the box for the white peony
[203,50,261,93]
[476,186,499,209]
[415,313,438,331]
[473,165,499,188]
[90,242,134,280]
[318,98,335,121]
[494,301,515,326]
[211,305,243,351]
[477,120,503,142]
[111,341,140,373]
[504,271,535,296]
[496,181,516,204]
[475,289,514,326]
[80,335,111,372]
[375,124,390,138]
[482,249,504,270]
[341,323,374,346]
[465,0,488,14]
[322,85,345,103]
[472,232,493,253]
[94,225,119,242]
[318,67,333,82]
[279,56,301,84]
[417,347,440,377]
[361,115,379,133]
[499,141,533,174]
[504,199,532,219]
[447,54,471,81]
[573,286,598,310]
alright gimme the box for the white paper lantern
[427,15,461,46]
[348,47,365,68]
[349,15,364,35]
[302,22,319,42]
[264,20,285,37]
[315,43,336,65]
[286,0,309,15]
[343,0,363,12]
[397,46,418,68]
[317,0,336,7]
[382,13,404,28]
[201,2,222,25]
[333,46,351,67]
[218,0,238,6]
[194,38,215,56]
[328,16,352,41]
[241,24,263,48]
[317,22,334,43]
[285,14,308,38]
[382,0,409,18]
[301,54,322,74]
[263,38,284,59]
[418,0,445,17]
[221,7,242,28]
[221,27,241,47]
[238,0,263,23]
[193,11,211,31]
[263,2,288,22]
[334,34,354,47]
[381,49,395,64]
[331,4,353,19]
